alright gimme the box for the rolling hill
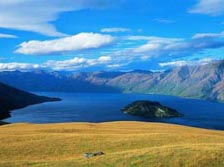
[0,121,224,167]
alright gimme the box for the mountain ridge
[0,60,224,102]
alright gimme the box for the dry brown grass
[0,121,224,167]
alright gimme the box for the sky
[0,0,224,72]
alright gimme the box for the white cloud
[0,0,121,37]
[0,33,17,38]
[159,60,190,67]
[43,55,132,71]
[159,58,214,67]
[130,36,184,56]
[94,32,224,66]
[134,43,161,53]
[0,62,40,71]
[126,35,182,42]
[15,33,115,55]
[0,57,216,72]
[101,27,131,33]
[127,31,224,58]
[189,0,224,16]
[192,32,224,39]
[44,56,112,71]
[4,30,224,71]
[0,56,114,71]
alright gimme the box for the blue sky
[0,0,224,71]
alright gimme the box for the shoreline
[0,97,61,122]
[0,121,9,125]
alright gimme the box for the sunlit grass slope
[0,122,224,167]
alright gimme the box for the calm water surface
[4,92,224,130]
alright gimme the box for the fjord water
[5,92,224,130]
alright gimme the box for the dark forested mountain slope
[0,82,60,120]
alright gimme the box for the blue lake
[4,92,224,130]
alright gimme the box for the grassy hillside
[0,122,224,167]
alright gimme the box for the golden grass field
[0,121,224,167]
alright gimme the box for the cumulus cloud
[0,0,122,37]
[0,56,114,71]
[0,53,130,71]
[0,33,17,38]
[15,33,115,55]
[45,55,130,71]
[44,56,113,71]
[189,0,224,16]
[101,27,131,33]
[0,62,40,71]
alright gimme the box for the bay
[5,92,224,130]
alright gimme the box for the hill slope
[0,82,60,119]
[0,122,224,167]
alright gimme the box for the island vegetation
[122,100,182,118]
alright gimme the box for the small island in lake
[122,100,182,118]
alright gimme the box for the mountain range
[0,60,223,102]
